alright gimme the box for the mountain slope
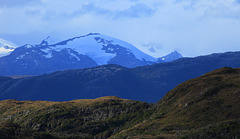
[115,67,240,138]
[133,51,240,98]
[0,33,158,76]
[0,65,157,102]
[0,51,240,102]
[0,38,18,58]
[0,96,150,139]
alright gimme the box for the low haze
[0,0,240,57]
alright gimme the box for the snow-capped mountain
[158,51,182,63]
[0,33,182,76]
[40,33,157,66]
[0,38,18,57]
[0,33,157,75]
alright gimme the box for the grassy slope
[0,96,151,139]
[113,67,240,138]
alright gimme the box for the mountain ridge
[0,51,240,102]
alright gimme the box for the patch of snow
[16,54,26,59]
[69,52,81,61]
[0,38,18,48]
[41,48,53,58]
[0,38,18,57]
[0,47,14,56]
[50,33,156,64]
[66,49,81,61]
[107,47,114,51]
[96,34,157,62]
[51,34,116,65]
[24,44,33,48]
[33,60,38,65]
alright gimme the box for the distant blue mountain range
[0,51,239,102]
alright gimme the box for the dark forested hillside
[0,51,240,102]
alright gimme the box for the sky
[0,0,240,57]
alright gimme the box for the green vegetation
[0,96,151,138]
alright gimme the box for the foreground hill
[0,51,240,102]
[0,96,151,139]
[114,67,240,138]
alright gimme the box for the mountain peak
[158,51,183,63]
[50,33,156,65]
[86,33,100,36]
[171,50,181,54]
[40,36,50,46]
[40,36,58,46]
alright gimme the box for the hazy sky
[0,0,240,57]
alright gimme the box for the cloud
[142,43,163,50]
[114,3,156,19]
[23,1,155,22]
[0,0,240,57]
[70,3,113,19]
[59,2,156,20]
[0,0,41,7]
[148,47,156,53]
[140,43,164,57]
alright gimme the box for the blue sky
[0,0,240,57]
